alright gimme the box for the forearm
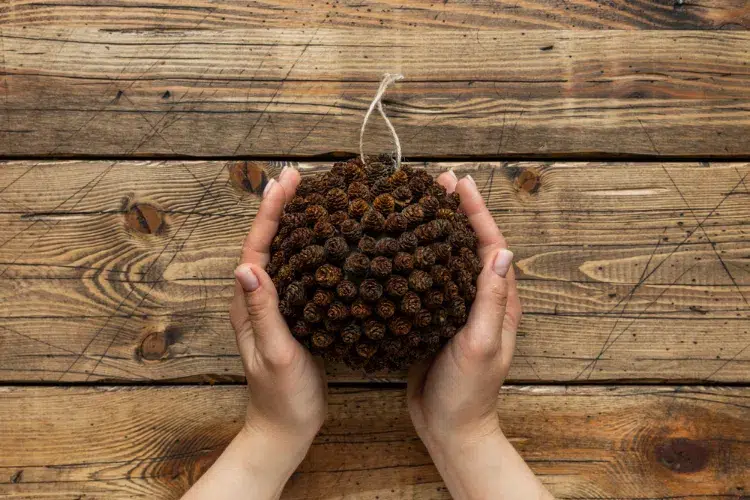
[181,425,311,500]
[424,427,554,500]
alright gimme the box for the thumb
[234,263,296,364]
[461,249,513,357]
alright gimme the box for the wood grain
[1,160,748,383]
[1,28,749,157]
[0,385,747,499]
[2,0,748,30]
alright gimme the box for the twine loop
[359,73,404,168]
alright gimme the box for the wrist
[418,414,503,458]
[230,423,313,496]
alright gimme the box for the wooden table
[1,1,749,498]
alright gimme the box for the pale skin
[182,166,554,500]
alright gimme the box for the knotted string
[359,73,404,168]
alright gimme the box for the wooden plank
[2,0,747,31]
[0,385,747,499]
[1,160,748,383]
[1,28,749,157]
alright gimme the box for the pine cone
[267,158,480,372]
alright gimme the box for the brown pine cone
[340,219,363,242]
[401,291,422,315]
[385,275,409,297]
[384,212,408,233]
[315,264,342,287]
[398,232,418,252]
[350,299,373,319]
[375,237,400,256]
[348,182,372,201]
[375,298,396,319]
[414,246,437,269]
[388,316,412,336]
[370,256,393,279]
[393,252,415,274]
[268,158,481,373]
[414,309,432,328]
[314,220,336,240]
[326,188,349,212]
[361,209,385,232]
[329,210,349,226]
[358,235,377,256]
[409,270,433,292]
[348,198,370,219]
[313,289,334,307]
[344,252,370,276]
[285,282,307,306]
[364,319,386,340]
[328,301,349,321]
[324,236,349,261]
[336,280,358,302]
[373,193,396,215]
[359,279,384,302]
[312,331,335,349]
[341,322,361,344]
[305,204,329,223]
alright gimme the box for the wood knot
[125,203,165,235]
[138,328,180,361]
[515,168,540,194]
[656,438,709,473]
[228,161,269,195]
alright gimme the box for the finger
[460,249,513,359]
[436,169,458,194]
[277,165,301,203]
[230,281,250,334]
[500,267,521,369]
[454,176,508,262]
[241,179,288,267]
[234,263,298,365]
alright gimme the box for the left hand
[230,166,328,443]
[182,166,327,500]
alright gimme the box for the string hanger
[359,73,404,168]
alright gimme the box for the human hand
[407,172,552,500]
[407,170,521,448]
[182,166,327,500]
[230,166,327,444]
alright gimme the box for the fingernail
[262,178,277,199]
[466,174,476,187]
[235,264,260,291]
[279,165,296,183]
[493,249,514,277]
[447,169,458,181]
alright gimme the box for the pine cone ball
[266,158,480,372]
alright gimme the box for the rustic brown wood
[2,0,747,30]
[1,160,748,383]
[1,28,749,157]
[0,385,747,499]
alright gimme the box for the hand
[408,170,521,447]
[182,166,327,500]
[230,166,327,443]
[407,171,552,500]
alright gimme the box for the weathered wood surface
[1,160,748,383]
[1,27,749,157]
[2,0,747,30]
[0,385,747,499]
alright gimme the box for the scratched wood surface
[2,0,747,30]
[1,386,747,499]
[1,160,748,383]
[0,26,749,157]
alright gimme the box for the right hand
[407,171,522,449]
